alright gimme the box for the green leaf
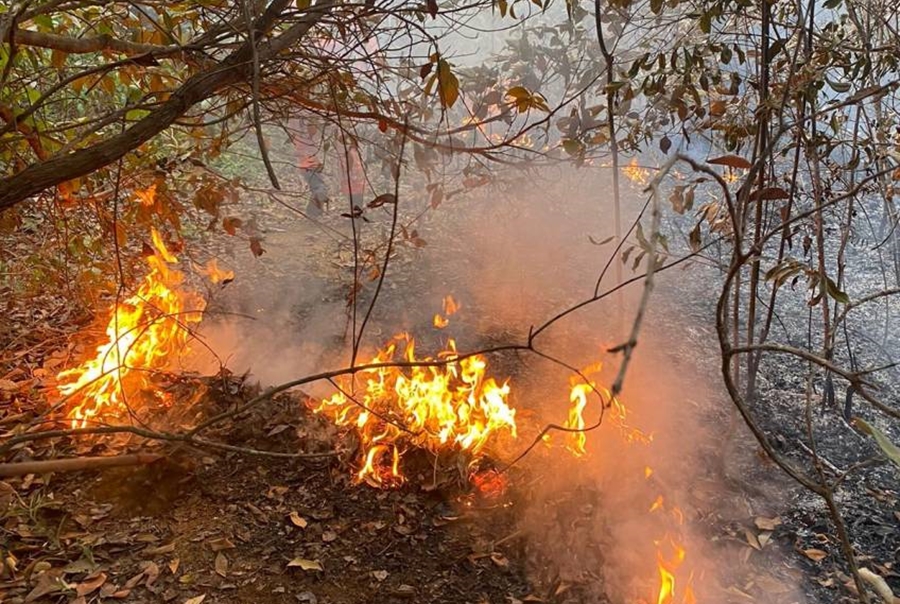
[854,419,900,470]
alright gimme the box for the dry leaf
[143,542,176,557]
[208,537,235,552]
[214,553,228,577]
[322,530,337,543]
[743,528,761,550]
[288,558,323,571]
[754,516,781,531]
[289,512,308,528]
[75,572,106,596]
[184,595,206,604]
[372,570,388,581]
[143,561,160,588]
[0,379,18,391]
[168,558,180,575]
[859,568,897,603]
[803,548,828,562]
[758,531,772,549]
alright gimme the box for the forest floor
[1,163,897,604]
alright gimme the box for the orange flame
[200,258,234,284]
[564,360,650,455]
[623,157,651,185]
[56,227,204,428]
[433,295,461,329]
[312,333,516,486]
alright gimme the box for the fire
[200,258,234,284]
[623,157,651,185]
[433,295,460,329]
[312,333,517,486]
[564,360,650,455]
[649,490,696,604]
[56,227,205,428]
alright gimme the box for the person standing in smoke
[291,34,378,217]
[292,120,329,217]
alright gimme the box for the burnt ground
[3,149,897,604]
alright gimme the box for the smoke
[191,160,806,602]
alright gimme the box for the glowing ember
[470,467,508,500]
[312,333,517,486]
[623,157,651,185]
[56,227,205,428]
[433,295,460,329]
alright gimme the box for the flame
[564,360,650,454]
[623,157,651,185]
[200,258,234,284]
[312,333,517,486]
[433,295,460,329]
[56,227,204,428]
[650,499,696,604]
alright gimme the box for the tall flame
[56,226,204,428]
[312,334,516,486]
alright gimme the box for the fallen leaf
[184,595,206,604]
[289,512,308,528]
[143,542,177,557]
[288,558,323,571]
[168,558,180,575]
[322,530,337,543]
[143,561,160,588]
[754,516,782,531]
[214,553,228,577]
[758,531,772,548]
[859,568,897,603]
[743,528,761,550]
[0,379,18,391]
[26,569,67,602]
[208,537,235,552]
[75,572,107,596]
[372,570,389,581]
[803,548,828,562]
[491,552,509,567]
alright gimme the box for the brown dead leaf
[743,528,761,550]
[754,516,782,531]
[25,569,67,602]
[75,572,106,596]
[143,542,176,557]
[208,537,235,552]
[372,570,388,581]
[143,561,160,588]
[287,558,323,571]
[0,379,18,391]
[214,553,228,577]
[322,530,337,543]
[289,512,308,528]
[803,548,828,562]
[758,531,772,548]
[168,558,180,575]
[184,595,206,604]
